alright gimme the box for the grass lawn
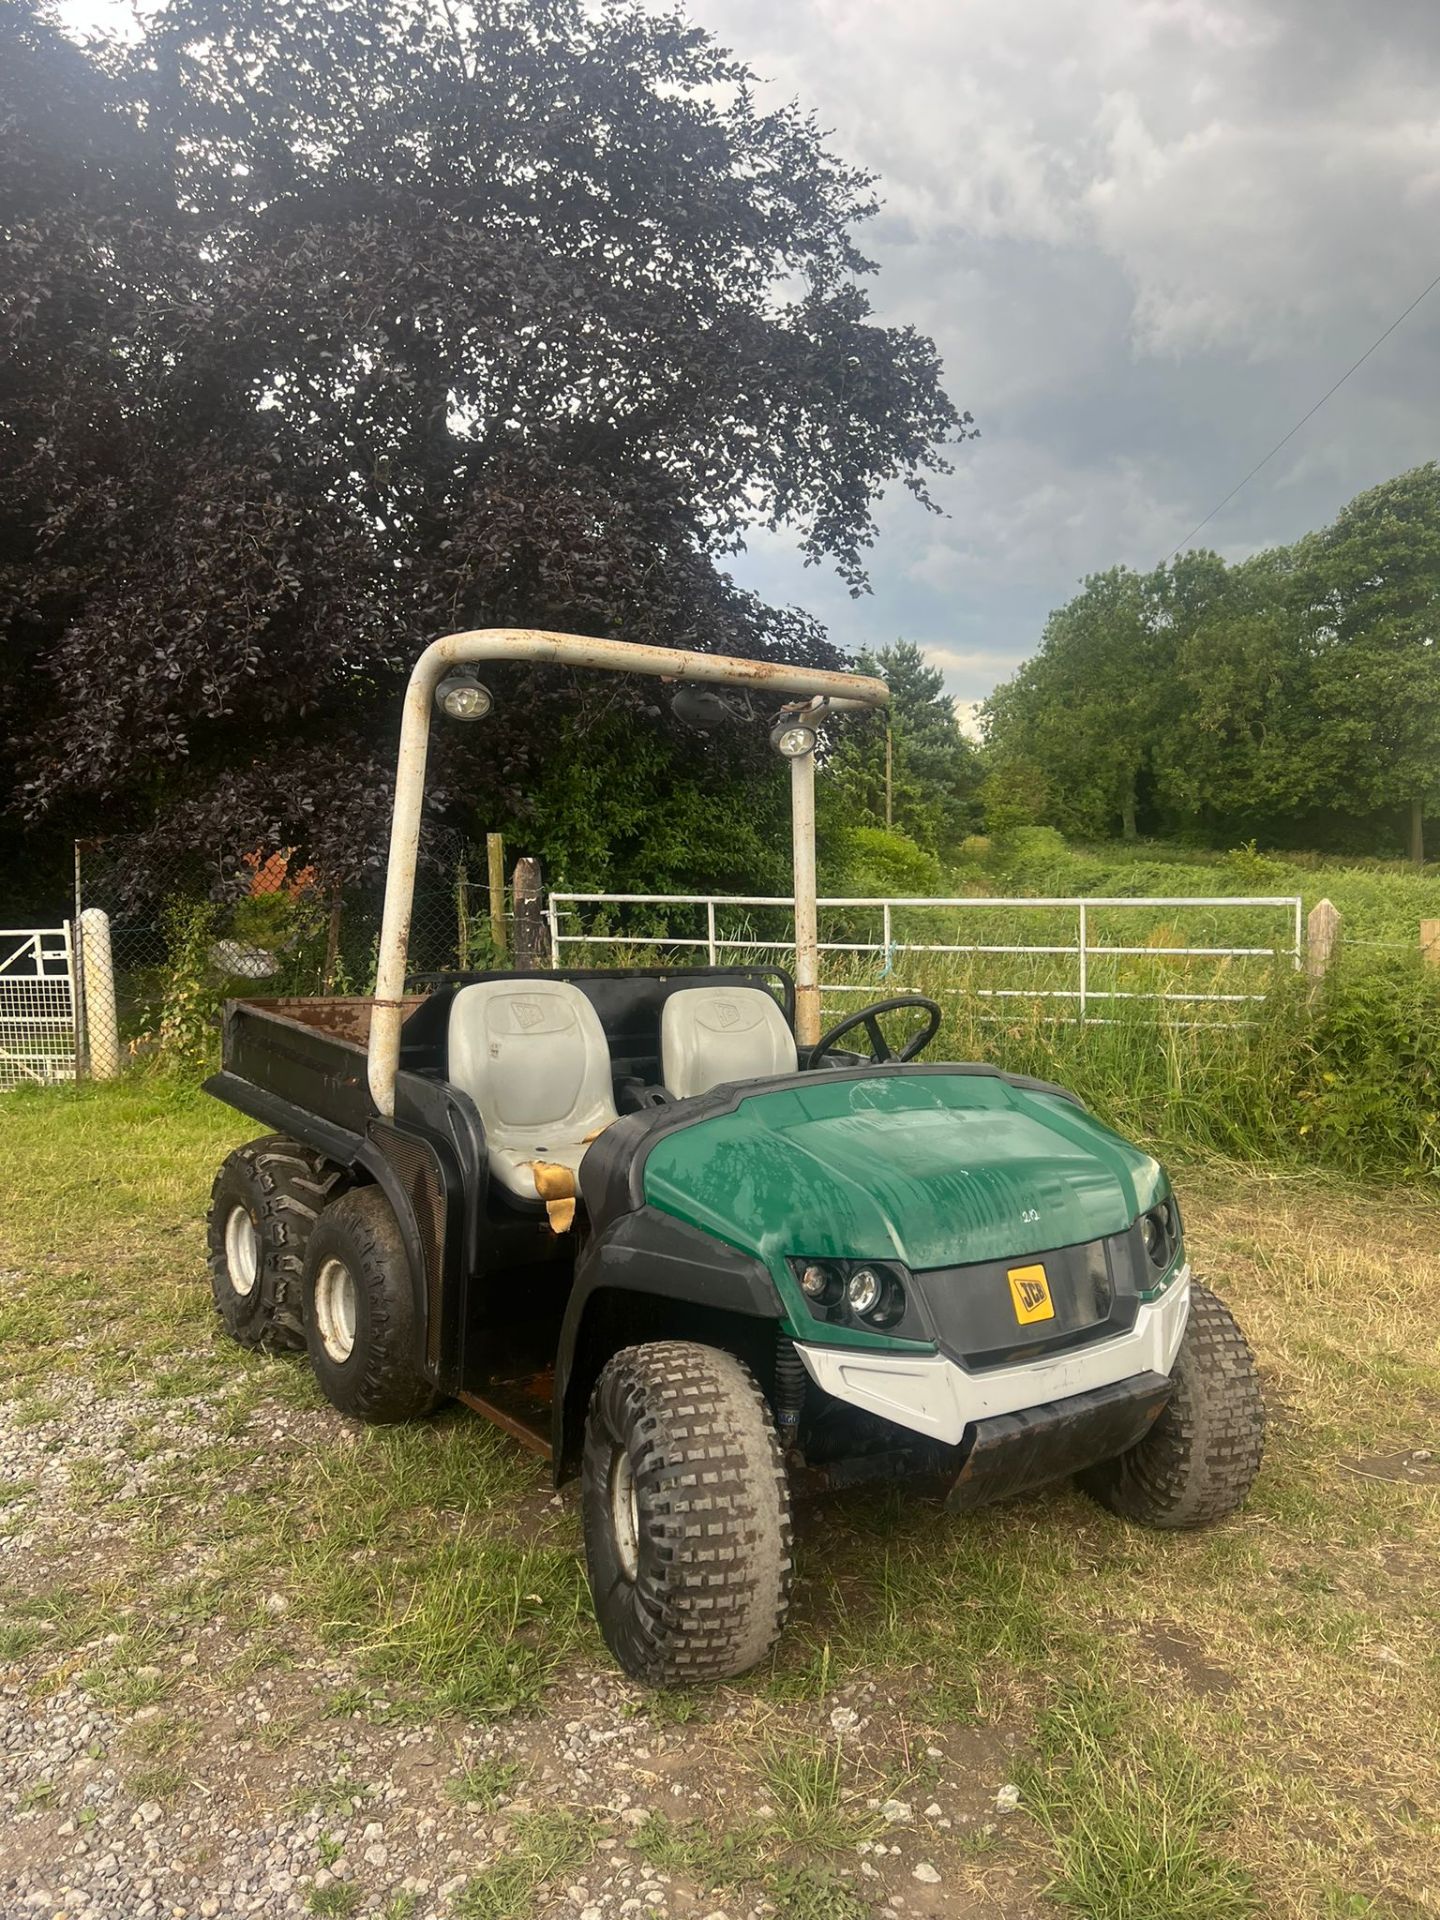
[0,1076,1436,1918]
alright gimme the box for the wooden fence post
[1421,919,1440,967]
[487,833,508,965]
[512,857,544,971]
[1306,898,1341,985]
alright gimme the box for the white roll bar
[367,628,889,1115]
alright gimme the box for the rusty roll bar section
[367,628,889,1116]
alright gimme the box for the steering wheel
[807,995,943,1070]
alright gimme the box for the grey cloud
[672,0,1440,698]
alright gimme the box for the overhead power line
[1162,263,1440,564]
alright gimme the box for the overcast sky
[60,0,1440,711]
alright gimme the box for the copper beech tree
[0,0,970,902]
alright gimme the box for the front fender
[552,1207,783,1479]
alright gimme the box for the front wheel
[1078,1282,1265,1528]
[300,1187,437,1423]
[582,1341,793,1686]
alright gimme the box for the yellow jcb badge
[1007,1263,1055,1325]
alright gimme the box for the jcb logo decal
[1007,1264,1055,1325]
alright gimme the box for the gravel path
[0,1368,1038,1920]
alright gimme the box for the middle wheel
[300,1186,438,1423]
[581,1340,793,1686]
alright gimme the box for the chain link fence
[72,835,514,1074]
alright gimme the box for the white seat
[661,986,798,1099]
[448,980,618,1202]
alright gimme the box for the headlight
[1141,1200,1180,1269]
[770,721,817,757]
[846,1266,883,1316]
[799,1261,840,1304]
[790,1258,908,1330]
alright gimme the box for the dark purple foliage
[1,0,970,892]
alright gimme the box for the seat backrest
[661,986,798,1099]
[448,980,617,1149]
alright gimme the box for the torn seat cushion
[447,980,618,1203]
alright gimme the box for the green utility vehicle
[204,630,1265,1684]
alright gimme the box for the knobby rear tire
[300,1185,438,1423]
[205,1134,347,1350]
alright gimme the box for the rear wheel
[1078,1282,1265,1528]
[300,1186,437,1422]
[206,1135,347,1350]
[581,1340,793,1686]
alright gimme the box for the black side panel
[204,1071,363,1168]
[220,1003,373,1134]
[551,1206,783,1472]
[577,1108,675,1231]
[382,1071,497,1390]
[368,1124,451,1383]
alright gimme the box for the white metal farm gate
[545,893,1305,1024]
[0,927,78,1091]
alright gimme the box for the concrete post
[79,908,120,1079]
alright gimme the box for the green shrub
[155,900,223,1070]
[836,826,943,897]
[1222,840,1288,889]
[1298,954,1440,1172]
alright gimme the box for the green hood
[642,1070,1166,1275]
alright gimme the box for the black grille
[911,1231,1142,1371]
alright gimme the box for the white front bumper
[795,1267,1191,1448]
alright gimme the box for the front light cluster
[792,1257,907,1330]
[1140,1197,1182,1271]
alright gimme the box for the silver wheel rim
[314,1256,358,1363]
[610,1447,640,1582]
[224,1206,260,1299]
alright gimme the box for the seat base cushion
[488,1138,591,1202]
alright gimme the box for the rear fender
[206,1067,473,1390]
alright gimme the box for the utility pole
[884,721,894,830]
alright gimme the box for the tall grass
[853,946,1439,1179]
[555,841,1440,1179]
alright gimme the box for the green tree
[1300,465,1440,865]
[982,568,1178,839]
[1157,548,1322,835]
[829,640,980,853]
[981,465,1440,861]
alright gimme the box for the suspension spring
[774,1332,807,1451]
